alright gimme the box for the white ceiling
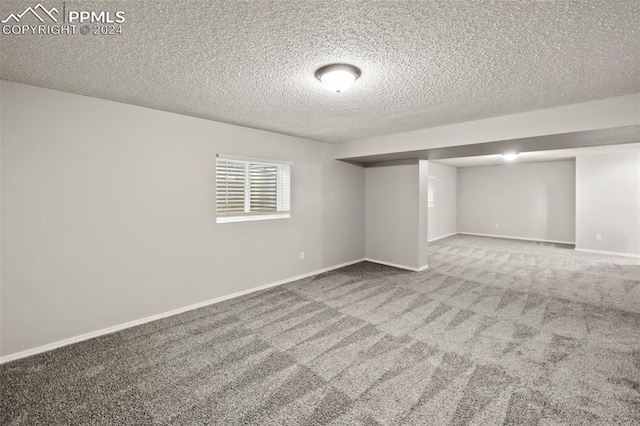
[1,1,639,143]
[434,142,640,168]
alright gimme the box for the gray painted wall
[457,161,576,243]
[427,162,458,241]
[365,160,426,270]
[576,152,640,256]
[1,81,365,356]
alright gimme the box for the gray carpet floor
[2,234,640,425]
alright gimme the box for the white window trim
[217,153,292,166]
[216,213,291,224]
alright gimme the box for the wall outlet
[300,251,305,260]
[495,223,500,228]
[595,234,602,241]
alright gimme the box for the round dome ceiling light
[503,153,519,161]
[315,64,361,93]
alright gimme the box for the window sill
[216,213,290,224]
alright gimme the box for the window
[216,155,291,223]
[427,176,435,207]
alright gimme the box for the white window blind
[216,155,291,223]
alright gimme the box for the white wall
[0,81,3,357]
[427,162,458,241]
[335,94,640,159]
[576,152,640,256]
[458,161,576,243]
[418,160,429,268]
[0,81,365,357]
[365,160,427,270]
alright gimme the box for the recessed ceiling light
[315,64,361,93]
[503,153,519,161]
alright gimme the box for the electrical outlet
[300,251,305,260]
[495,223,500,228]
[595,234,602,241]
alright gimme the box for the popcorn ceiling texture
[1,0,639,142]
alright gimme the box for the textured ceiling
[1,1,639,143]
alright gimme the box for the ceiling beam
[339,125,640,164]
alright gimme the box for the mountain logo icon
[1,3,59,24]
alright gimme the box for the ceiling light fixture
[503,153,519,161]
[315,64,361,93]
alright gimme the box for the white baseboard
[428,232,459,243]
[364,257,428,272]
[457,232,574,245]
[575,248,640,259]
[0,258,366,364]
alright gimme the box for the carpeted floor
[2,235,640,425]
